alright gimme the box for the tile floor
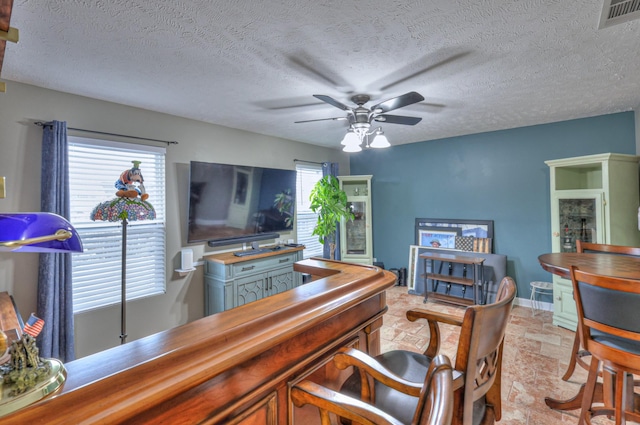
[380,285,614,425]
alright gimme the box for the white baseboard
[514,296,553,312]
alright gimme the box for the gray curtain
[38,120,75,362]
[322,162,341,260]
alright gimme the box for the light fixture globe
[343,143,362,153]
[341,129,360,146]
[370,128,390,149]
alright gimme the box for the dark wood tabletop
[538,252,640,280]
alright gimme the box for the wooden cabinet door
[268,268,295,295]
[235,274,266,307]
[552,276,578,330]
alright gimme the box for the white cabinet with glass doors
[546,153,640,330]
[338,175,373,265]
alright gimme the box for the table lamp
[0,212,83,253]
[0,212,83,416]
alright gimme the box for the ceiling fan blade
[374,114,422,125]
[257,100,329,110]
[288,55,354,94]
[295,116,347,124]
[313,95,352,111]
[378,51,472,91]
[372,92,425,113]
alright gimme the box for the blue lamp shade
[0,213,83,253]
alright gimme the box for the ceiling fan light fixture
[298,91,424,152]
[370,128,390,149]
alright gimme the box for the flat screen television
[187,161,296,247]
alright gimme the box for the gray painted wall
[0,82,348,358]
[349,112,637,299]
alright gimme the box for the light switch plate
[0,177,5,198]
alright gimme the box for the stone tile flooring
[381,286,613,425]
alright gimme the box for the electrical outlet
[0,177,5,198]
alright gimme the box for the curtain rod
[34,122,179,146]
[293,159,327,165]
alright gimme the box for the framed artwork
[407,244,442,294]
[415,218,494,252]
[417,227,461,249]
[455,236,475,251]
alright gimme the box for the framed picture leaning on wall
[415,218,494,253]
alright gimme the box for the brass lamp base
[0,358,66,417]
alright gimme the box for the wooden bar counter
[2,258,396,424]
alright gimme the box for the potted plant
[309,175,354,259]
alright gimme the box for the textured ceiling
[3,0,640,149]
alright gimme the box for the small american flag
[23,313,45,337]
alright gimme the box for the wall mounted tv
[188,161,297,247]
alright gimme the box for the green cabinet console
[204,246,304,315]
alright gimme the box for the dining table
[538,252,640,280]
[537,252,640,412]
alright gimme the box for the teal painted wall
[349,112,637,300]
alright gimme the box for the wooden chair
[569,266,640,424]
[291,353,455,425]
[332,276,516,425]
[562,240,640,381]
[577,240,640,256]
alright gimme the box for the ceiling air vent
[599,0,640,28]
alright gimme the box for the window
[68,137,166,313]
[296,163,324,259]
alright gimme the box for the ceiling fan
[294,91,425,151]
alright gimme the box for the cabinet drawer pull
[279,258,290,264]
[242,265,255,272]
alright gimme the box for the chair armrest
[406,308,463,358]
[291,380,403,425]
[333,347,423,398]
[406,308,464,326]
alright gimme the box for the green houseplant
[309,175,354,259]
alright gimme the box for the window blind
[295,164,324,259]
[68,137,166,313]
